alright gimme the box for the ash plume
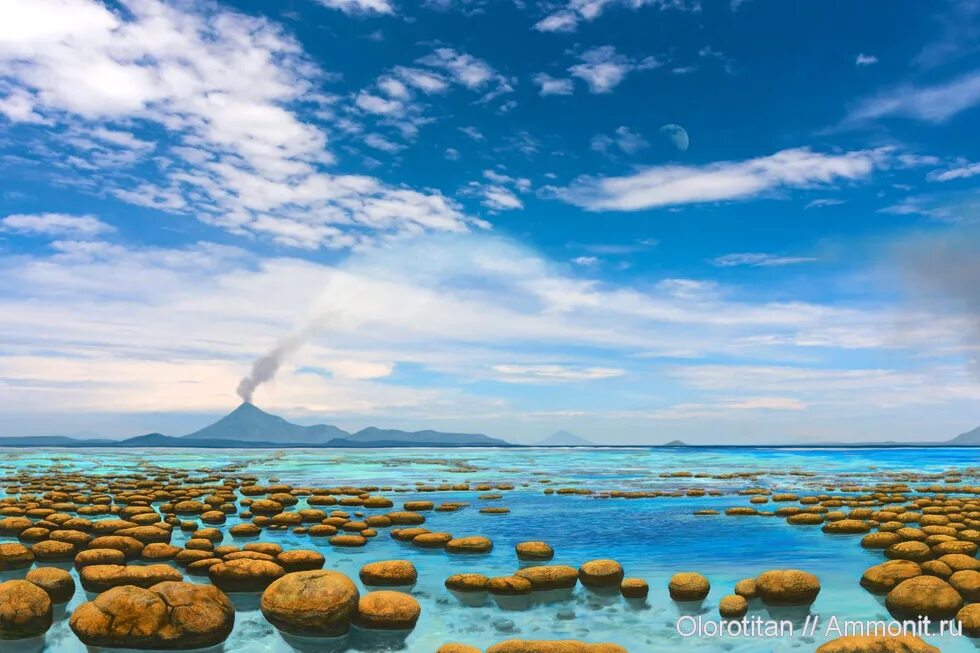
[236,332,309,404]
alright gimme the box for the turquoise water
[2,446,978,652]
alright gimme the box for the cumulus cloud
[552,147,889,211]
[313,0,394,14]
[855,53,878,66]
[0,213,114,237]
[590,126,648,155]
[568,46,660,93]
[533,73,574,96]
[0,0,479,249]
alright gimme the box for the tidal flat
[0,446,978,652]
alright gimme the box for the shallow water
[2,446,978,652]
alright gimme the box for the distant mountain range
[0,404,976,448]
[0,403,513,448]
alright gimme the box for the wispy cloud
[491,364,625,382]
[313,0,394,14]
[928,161,980,182]
[533,73,574,96]
[855,53,878,66]
[552,147,888,211]
[590,126,649,155]
[534,0,700,33]
[712,252,817,268]
[1,213,114,238]
[845,69,980,124]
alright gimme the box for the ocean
[1,446,976,652]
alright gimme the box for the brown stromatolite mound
[860,560,922,595]
[487,576,532,596]
[446,536,493,554]
[277,550,325,573]
[516,541,554,561]
[413,532,453,549]
[260,570,359,637]
[939,554,980,572]
[885,576,962,620]
[445,573,489,592]
[755,570,820,606]
[0,579,53,640]
[360,560,418,586]
[230,523,262,537]
[514,565,579,590]
[734,578,757,599]
[885,541,932,563]
[80,564,183,593]
[330,535,367,547]
[69,581,234,649]
[209,559,285,592]
[579,560,624,588]
[957,603,980,637]
[438,644,481,653]
[719,594,748,618]
[88,535,144,559]
[355,590,421,630]
[75,548,126,569]
[486,641,627,652]
[815,635,939,652]
[30,539,76,561]
[141,543,181,561]
[0,542,34,570]
[861,532,902,549]
[668,572,710,601]
[26,567,75,604]
[620,578,648,599]
[948,570,980,602]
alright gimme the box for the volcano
[181,402,347,445]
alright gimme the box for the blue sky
[1,0,979,443]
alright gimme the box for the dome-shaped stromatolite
[209,559,285,593]
[79,564,183,593]
[30,539,76,561]
[939,554,980,573]
[949,570,980,602]
[514,566,579,591]
[957,603,980,638]
[260,570,359,637]
[885,576,962,620]
[755,570,820,606]
[413,532,453,549]
[330,535,367,547]
[230,523,262,538]
[69,582,234,649]
[277,550,325,573]
[620,578,648,599]
[355,590,421,630]
[815,635,939,652]
[141,543,181,561]
[0,542,34,570]
[860,560,922,595]
[668,572,710,601]
[885,541,932,563]
[487,576,532,596]
[486,640,627,652]
[360,560,418,586]
[861,532,902,549]
[446,573,489,592]
[0,579,52,640]
[516,541,554,561]
[74,548,126,569]
[719,594,748,619]
[579,560,624,588]
[822,519,871,535]
[734,578,757,599]
[26,567,75,604]
[446,536,493,554]
[438,644,481,653]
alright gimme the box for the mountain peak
[536,430,595,446]
[182,403,348,444]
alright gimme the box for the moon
[658,124,689,152]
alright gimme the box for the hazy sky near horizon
[1,0,979,444]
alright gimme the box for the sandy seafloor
[2,446,978,653]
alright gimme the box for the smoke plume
[236,333,309,404]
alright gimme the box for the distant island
[0,403,976,448]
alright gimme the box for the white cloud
[491,364,625,382]
[568,46,660,93]
[804,198,845,209]
[845,69,980,124]
[417,48,513,100]
[534,0,700,33]
[855,53,878,66]
[0,0,478,249]
[571,256,599,266]
[928,161,980,182]
[313,0,394,14]
[590,126,648,154]
[533,73,574,96]
[553,146,888,211]
[713,252,817,268]
[1,213,114,237]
